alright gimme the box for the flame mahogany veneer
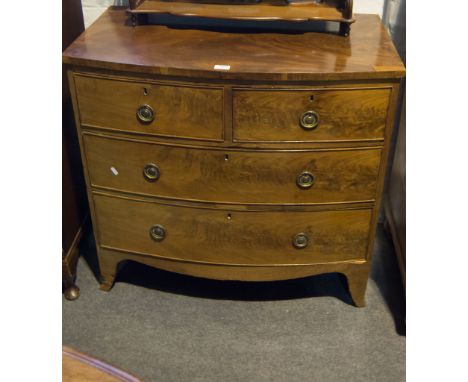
[63,7,405,307]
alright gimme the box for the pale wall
[82,0,384,28]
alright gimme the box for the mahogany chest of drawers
[63,8,405,307]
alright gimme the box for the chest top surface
[63,7,405,81]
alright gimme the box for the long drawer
[94,193,371,265]
[74,74,224,141]
[233,87,391,142]
[83,134,381,205]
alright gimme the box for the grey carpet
[63,224,405,382]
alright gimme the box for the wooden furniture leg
[64,284,80,301]
[62,248,81,301]
[62,0,87,301]
[343,265,370,307]
[340,0,353,36]
[98,250,120,291]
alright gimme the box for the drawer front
[84,134,381,204]
[74,74,224,141]
[94,193,371,265]
[233,88,391,142]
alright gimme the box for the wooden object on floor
[63,8,405,307]
[128,0,354,35]
[62,346,142,382]
[62,0,88,300]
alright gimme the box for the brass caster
[64,285,80,301]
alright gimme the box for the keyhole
[227,213,232,220]
[309,95,315,102]
[224,154,229,161]
[143,87,148,96]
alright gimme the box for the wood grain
[93,192,371,265]
[74,74,224,141]
[62,8,405,81]
[233,87,390,142]
[64,8,405,307]
[83,133,381,205]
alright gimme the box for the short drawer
[74,74,224,141]
[94,193,371,265]
[83,134,381,204]
[233,87,391,142]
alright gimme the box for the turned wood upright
[63,7,405,307]
[62,0,88,301]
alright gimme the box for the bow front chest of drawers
[63,8,405,307]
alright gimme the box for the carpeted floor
[63,224,405,382]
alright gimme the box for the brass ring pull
[143,163,160,182]
[293,233,309,249]
[300,111,319,130]
[296,171,315,189]
[149,224,166,242]
[136,104,155,123]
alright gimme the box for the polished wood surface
[93,192,371,265]
[233,87,390,142]
[62,346,142,382]
[63,8,405,81]
[83,133,381,204]
[75,73,224,141]
[65,8,405,307]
